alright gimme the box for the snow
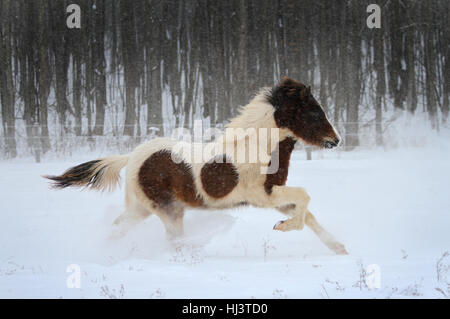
[0,141,449,298]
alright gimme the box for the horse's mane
[225,87,276,130]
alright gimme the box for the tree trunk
[405,2,417,113]
[51,1,70,134]
[374,28,385,146]
[93,0,106,136]
[73,38,82,136]
[441,1,449,123]
[120,0,137,136]
[237,1,248,105]
[0,0,17,158]
[318,3,329,115]
[424,19,438,128]
[38,0,51,151]
[145,0,164,136]
[345,2,361,150]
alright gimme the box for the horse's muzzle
[323,137,340,149]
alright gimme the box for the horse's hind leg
[154,203,185,240]
[111,193,152,238]
[132,192,185,240]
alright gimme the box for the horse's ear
[299,86,310,99]
[280,76,300,87]
[280,76,291,85]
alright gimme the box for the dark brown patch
[264,136,297,194]
[44,160,102,189]
[267,76,338,147]
[138,150,203,207]
[201,154,239,199]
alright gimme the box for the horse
[45,76,348,255]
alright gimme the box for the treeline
[0,0,448,158]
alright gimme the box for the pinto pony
[45,77,348,255]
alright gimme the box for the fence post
[32,123,41,163]
[305,147,312,160]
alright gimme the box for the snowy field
[0,140,449,298]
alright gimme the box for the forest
[0,0,448,158]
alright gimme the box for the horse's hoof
[273,220,284,231]
[333,244,349,255]
[273,220,291,231]
[273,219,304,231]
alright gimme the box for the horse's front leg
[248,185,348,255]
[250,185,310,231]
[262,185,348,254]
[271,185,310,231]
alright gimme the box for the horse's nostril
[334,137,340,145]
[324,141,337,149]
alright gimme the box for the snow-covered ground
[0,141,449,298]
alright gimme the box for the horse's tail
[44,155,129,192]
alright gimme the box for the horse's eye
[309,110,321,119]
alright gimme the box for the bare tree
[0,0,448,157]
[0,0,17,158]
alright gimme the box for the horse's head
[268,76,340,149]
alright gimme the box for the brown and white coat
[46,77,347,255]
